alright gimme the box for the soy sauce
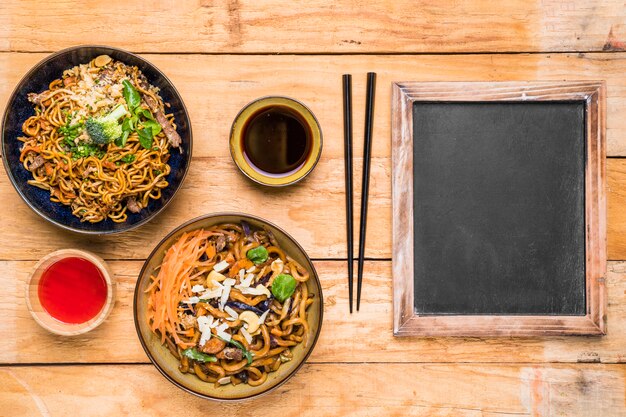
[242,106,311,175]
[38,257,107,324]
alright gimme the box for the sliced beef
[126,197,142,213]
[27,92,45,106]
[28,155,45,171]
[82,166,97,178]
[216,347,243,361]
[215,235,227,252]
[143,95,181,149]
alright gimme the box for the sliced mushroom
[94,55,112,68]
[271,258,284,276]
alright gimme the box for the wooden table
[2,2,626,416]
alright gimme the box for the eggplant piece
[178,301,194,315]
[225,301,264,315]
[241,220,251,237]
[266,229,280,247]
[269,335,279,348]
[235,371,249,383]
[258,272,272,286]
[257,296,274,312]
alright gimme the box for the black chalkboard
[412,101,586,315]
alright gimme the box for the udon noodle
[18,55,181,223]
[146,222,314,387]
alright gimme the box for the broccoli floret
[85,104,128,145]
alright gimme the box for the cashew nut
[239,310,260,333]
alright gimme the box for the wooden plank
[4,52,626,159]
[1,363,625,416]
[608,159,626,260]
[2,154,626,262]
[0,1,626,54]
[0,156,390,260]
[3,260,626,365]
[3,53,626,259]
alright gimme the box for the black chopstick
[342,74,354,314]
[356,72,376,312]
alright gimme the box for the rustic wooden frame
[392,81,607,337]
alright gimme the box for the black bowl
[1,45,192,234]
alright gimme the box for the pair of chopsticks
[343,72,376,313]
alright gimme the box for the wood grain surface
[0,0,625,54]
[3,53,626,260]
[3,260,626,365]
[2,1,626,415]
[2,363,626,417]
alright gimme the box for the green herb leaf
[115,130,130,147]
[121,116,134,132]
[138,108,155,121]
[137,127,153,149]
[120,154,136,164]
[271,274,297,302]
[122,80,141,110]
[142,119,161,136]
[181,348,217,363]
[246,246,269,265]
[58,111,83,147]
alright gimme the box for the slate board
[412,101,586,315]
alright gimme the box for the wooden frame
[392,81,607,337]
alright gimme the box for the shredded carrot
[205,242,216,260]
[146,229,213,348]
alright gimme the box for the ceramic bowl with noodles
[134,213,323,401]
[1,45,192,234]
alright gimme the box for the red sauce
[38,257,108,324]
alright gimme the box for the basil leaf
[246,246,268,265]
[138,108,155,120]
[115,130,130,147]
[142,119,162,136]
[271,274,297,302]
[122,80,141,110]
[121,116,134,132]
[181,348,217,363]
[137,127,153,149]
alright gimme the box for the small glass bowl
[229,96,323,187]
[26,249,115,336]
